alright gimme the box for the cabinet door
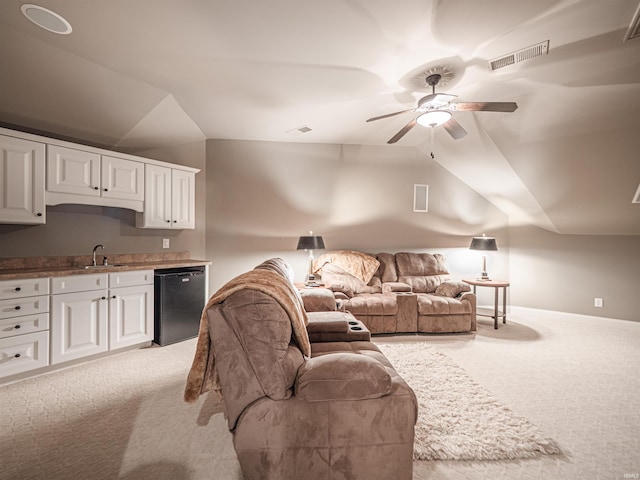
[101,156,144,201]
[109,284,153,350]
[0,135,46,224]
[51,290,108,364]
[141,164,172,228]
[171,169,195,229]
[47,145,100,196]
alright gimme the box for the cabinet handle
[173,220,177,223]
[14,305,21,310]
[166,220,171,223]
[14,324,21,329]
[93,186,99,190]
[14,287,21,292]
[101,296,106,300]
[36,213,42,217]
[103,188,108,192]
[14,353,21,358]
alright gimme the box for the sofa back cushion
[395,252,451,293]
[210,288,305,429]
[374,252,398,283]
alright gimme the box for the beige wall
[509,226,640,322]
[205,139,509,293]
[0,141,207,260]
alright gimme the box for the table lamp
[469,234,498,281]
[296,231,325,286]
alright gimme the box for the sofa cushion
[342,293,398,316]
[295,352,392,402]
[435,280,471,297]
[217,289,305,401]
[417,293,473,315]
[396,252,451,293]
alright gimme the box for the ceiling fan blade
[452,102,518,112]
[366,108,415,122]
[387,118,418,144]
[442,117,467,140]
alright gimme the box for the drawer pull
[15,287,21,292]
[14,325,21,329]
[101,296,106,300]
[14,353,21,358]
[111,295,117,299]
[14,305,21,310]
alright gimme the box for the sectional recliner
[313,251,477,334]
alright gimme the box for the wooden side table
[462,278,510,329]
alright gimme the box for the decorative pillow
[314,250,380,284]
[321,263,376,294]
[435,280,471,297]
[295,353,392,402]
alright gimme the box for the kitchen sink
[79,264,127,269]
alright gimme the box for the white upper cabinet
[46,144,100,196]
[101,155,144,201]
[46,145,144,210]
[0,127,198,226]
[0,135,46,224]
[137,164,195,229]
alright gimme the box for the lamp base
[477,272,492,281]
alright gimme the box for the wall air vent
[633,182,640,204]
[624,2,640,42]
[489,40,549,71]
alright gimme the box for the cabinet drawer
[0,295,49,320]
[0,313,49,339]
[0,330,49,378]
[0,278,49,300]
[109,269,153,288]
[51,273,108,294]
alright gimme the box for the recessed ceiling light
[21,4,72,35]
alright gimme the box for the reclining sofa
[184,258,417,480]
[313,251,477,334]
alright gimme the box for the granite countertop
[0,252,211,281]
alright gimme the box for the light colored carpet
[377,342,560,461]
[2,309,639,480]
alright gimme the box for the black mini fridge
[154,266,206,346]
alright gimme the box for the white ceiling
[1,0,639,234]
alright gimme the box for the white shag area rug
[377,342,561,461]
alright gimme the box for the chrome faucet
[92,244,105,266]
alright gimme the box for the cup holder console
[350,325,363,331]
[348,320,358,325]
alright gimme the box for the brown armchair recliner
[192,258,417,480]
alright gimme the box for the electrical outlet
[594,297,603,308]
[162,238,170,249]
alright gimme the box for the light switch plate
[162,238,170,249]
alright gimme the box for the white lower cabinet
[50,287,109,364]
[109,271,154,350]
[50,271,153,365]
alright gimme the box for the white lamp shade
[416,110,452,127]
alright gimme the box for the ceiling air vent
[489,40,549,71]
[285,125,312,135]
[624,2,640,42]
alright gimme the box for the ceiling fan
[366,73,518,144]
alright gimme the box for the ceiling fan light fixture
[416,111,451,127]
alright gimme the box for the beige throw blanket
[183,268,310,403]
[314,250,380,284]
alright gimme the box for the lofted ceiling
[0,0,639,234]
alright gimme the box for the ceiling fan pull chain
[430,126,435,159]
